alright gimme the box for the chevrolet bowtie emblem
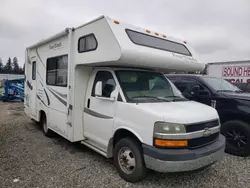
[203,128,212,137]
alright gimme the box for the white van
[24,16,225,182]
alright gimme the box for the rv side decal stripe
[35,48,46,67]
[39,81,50,106]
[48,87,67,99]
[39,80,44,87]
[37,72,44,84]
[84,108,113,119]
[44,89,50,106]
[47,88,67,106]
[37,95,47,107]
[26,80,33,90]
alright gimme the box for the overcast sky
[0,0,250,66]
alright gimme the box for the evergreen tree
[18,64,25,74]
[22,64,25,74]
[12,57,19,74]
[0,58,3,73]
[4,57,12,74]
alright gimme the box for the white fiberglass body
[24,16,224,181]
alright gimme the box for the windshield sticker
[211,100,216,108]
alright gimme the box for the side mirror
[95,81,102,97]
[110,89,117,100]
[191,86,199,97]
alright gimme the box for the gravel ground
[0,102,250,188]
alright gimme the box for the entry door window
[91,71,116,98]
[32,61,36,80]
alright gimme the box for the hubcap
[118,147,136,174]
[226,129,248,150]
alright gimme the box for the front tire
[221,120,250,157]
[114,137,147,183]
[40,114,54,137]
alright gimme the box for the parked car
[166,74,250,156]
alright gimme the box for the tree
[18,64,25,74]
[4,57,12,74]
[22,64,25,74]
[0,58,3,73]
[12,57,19,74]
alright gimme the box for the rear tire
[40,114,54,137]
[221,120,250,157]
[114,137,147,183]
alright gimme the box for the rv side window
[46,55,68,87]
[91,71,116,98]
[78,34,98,53]
[32,61,36,80]
[126,29,191,56]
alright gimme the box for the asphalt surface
[0,102,250,188]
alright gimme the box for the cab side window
[91,71,116,98]
[176,78,205,98]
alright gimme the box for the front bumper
[143,134,226,172]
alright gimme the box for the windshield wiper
[216,90,235,92]
[164,95,188,101]
[132,96,171,102]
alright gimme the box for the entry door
[83,70,117,151]
[26,60,37,117]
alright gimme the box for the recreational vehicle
[24,16,225,182]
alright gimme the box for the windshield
[115,70,186,103]
[202,77,241,92]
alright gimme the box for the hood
[221,91,250,101]
[137,101,218,124]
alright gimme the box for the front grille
[188,132,219,149]
[185,119,219,133]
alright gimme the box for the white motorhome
[24,16,225,182]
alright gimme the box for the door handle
[87,98,90,108]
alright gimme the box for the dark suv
[166,74,250,156]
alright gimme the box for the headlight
[154,122,186,135]
[153,122,187,148]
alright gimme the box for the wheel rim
[225,128,249,150]
[43,118,48,133]
[118,147,136,174]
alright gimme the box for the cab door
[83,70,118,152]
[175,78,212,106]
